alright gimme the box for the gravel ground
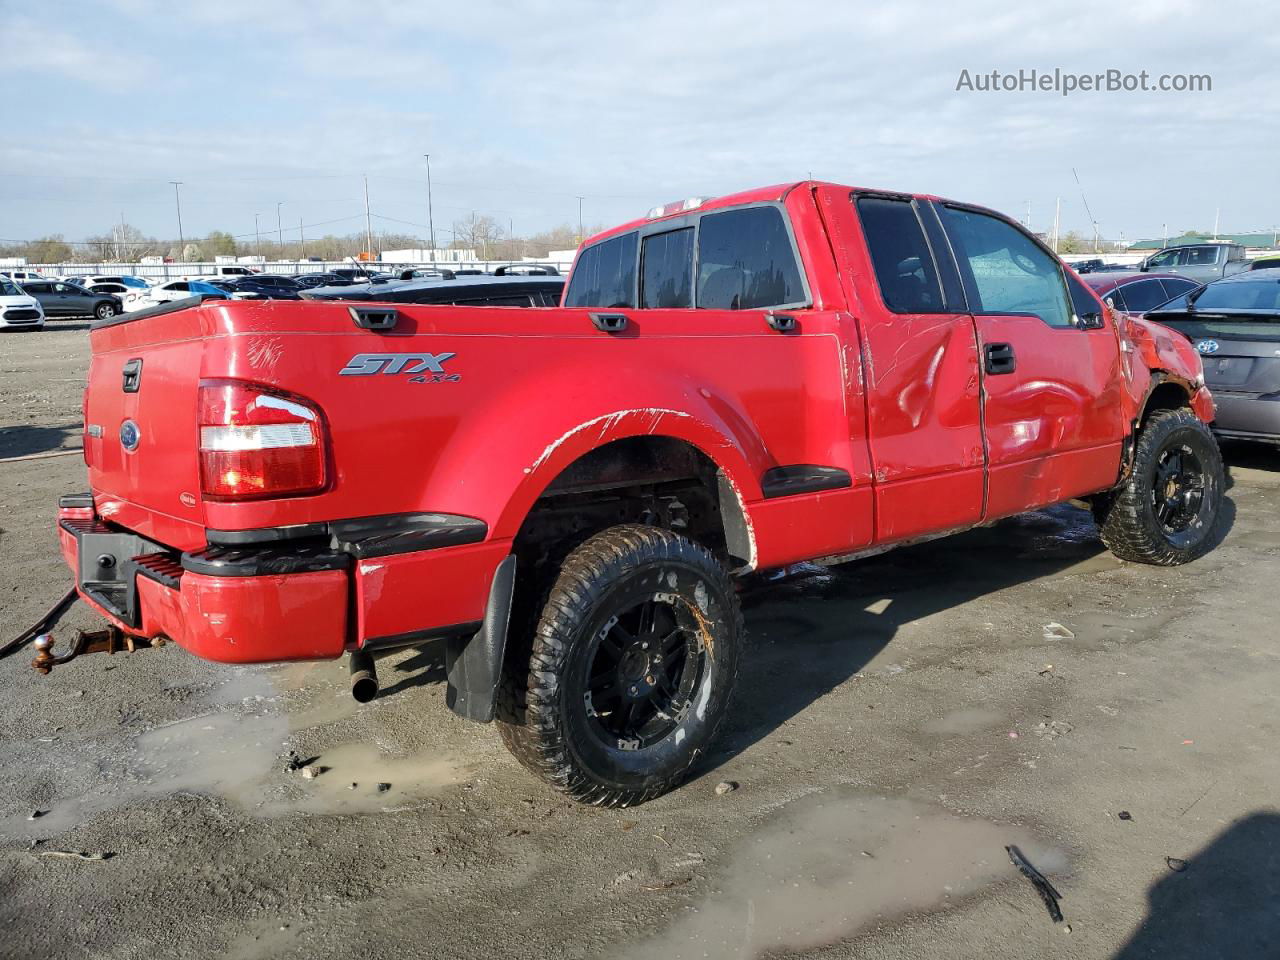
[2,323,1279,960]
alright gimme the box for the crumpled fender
[1116,313,1212,423]
[418,359,767,546]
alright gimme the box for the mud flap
[445,554,516,723]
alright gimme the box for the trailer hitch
[30,627,164,675]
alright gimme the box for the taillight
[197,380,327,500]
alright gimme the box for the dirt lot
[2,323,1279,960]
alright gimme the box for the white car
[1,269,47,285]
[0,275,46,329]
[126,278,228,312]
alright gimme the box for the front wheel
[497,525,742,806]
[95,302,118,320]
[1094,408,1224,565]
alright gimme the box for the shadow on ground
[1113,812,1280,960]
[0,423,81,458]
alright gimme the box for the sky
[0,0,1276,250]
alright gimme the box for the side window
[1148,249,1184,268]
[564,232,637,308]
[1102,285,1127,310]
[1228,246,1245,261]
[1118,279,1172,312]
[640,228,694,308]
[26,282,50,293]
[1185,247,1218,266]
[941,207,1074,328]
[855,197,944,313]
[1158,278,1199,300]
[171,281,190,292]
[696,206,805,309]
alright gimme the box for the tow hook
[31,627,164,675]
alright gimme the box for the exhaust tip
[349,650,378,703]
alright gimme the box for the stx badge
[339,353,459,383]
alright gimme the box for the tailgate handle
[348,306,399,331]
[121,358,143,393]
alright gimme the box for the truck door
[847,194,985,542]
[934,203,1125,518]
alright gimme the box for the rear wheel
[1094,408,1223,564]
[497,524,742,806]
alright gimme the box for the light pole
[277,202,284,258]
[576,196,584,243]
[423,154,436,258]
[169,181,184,259]
[254,213,261,260]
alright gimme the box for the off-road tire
[1094,408,1223,565]
[496,524,743,807]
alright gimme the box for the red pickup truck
[56,181,1222,806]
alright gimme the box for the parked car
[1140,243,1252,283]
[292,273,351,289]
[301,274,564,306]
[327,266,395,283]
[0,275,45,329]
[221,274,304,299]
[54,181,1222,807]
[493,263,561,276]
[1081,272,1200,316]
[0,269,47,285]
[128,279,228,311]
[1146,272,1280,444]
[1248,254,1280,272]
[20,279,122,320]
[70,275,152,292]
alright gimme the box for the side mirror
[1103,296,1116,308]
[1077,312,1106,330]
[1139,260,1150,272]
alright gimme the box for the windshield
[0,278,22,296]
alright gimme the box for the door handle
[984,342,1016,375]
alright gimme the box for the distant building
[1130,232,1280,251]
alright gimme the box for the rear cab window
[855,197,945,313]
[640,228,694,308]
[564,232,637,308]
[696,206,805,309]
[564,203,807,311]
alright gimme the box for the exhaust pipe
[349,649,379,703]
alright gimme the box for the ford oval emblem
[119,419,140,452]
[1196,339,1220,356]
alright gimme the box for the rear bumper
[57,499,508,664]
[1210,392,1280,442]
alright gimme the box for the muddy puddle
[4,668,463,837]
[620,790,1063,960]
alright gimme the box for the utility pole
[299,217,305,259]
[169,181,184,259]
[363,175,374,258]
[1212,207,1220,241]
[576,196,584,243]
[255,213,261,260]
[1051,197,1061,253]
[1024,200,1032,229]
[1163,223,1168,245]
[423,154,436,256]
[118,211,127,261]
[277,202,284,257]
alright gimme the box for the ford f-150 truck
[1140,242,1252,283]
[53,181,1223,806]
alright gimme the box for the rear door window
[1185,247,1219,266]
[1117,279,1172,312]
[1158,278,1199,300]
[640,228,694,308]
[856,197,945,313]
[564,232,637,308]
[941,207,1074,328]
[696,206,805,309]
